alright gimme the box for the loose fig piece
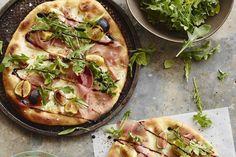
[14,80,31,98]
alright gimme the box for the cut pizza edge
[107,117,218,157]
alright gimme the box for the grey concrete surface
[0,0,236,156]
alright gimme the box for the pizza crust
[3,0,128,126]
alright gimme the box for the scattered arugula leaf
[180,40,220,61]
[176,25,211,57]
[184,59,191,82]
[58,127,89,135]
[129,48,156,76]
[180,40,220,81]
[164,59,175,69]
[89,62,117,96]
[217,69,228,81]
[0,41,3,55]
[72,60,86,75]
[106,111,131,138]
[192,78,212,128]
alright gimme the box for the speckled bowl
[12,151,57,157]
[126,0,234,43]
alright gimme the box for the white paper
[92,107,236,157]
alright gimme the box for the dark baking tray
[0,0,140,136]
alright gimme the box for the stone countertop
[0,0,236,157]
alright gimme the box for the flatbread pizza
[1,0,128,125]
[107,117,218,157]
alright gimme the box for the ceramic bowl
[126,0,234,43]
[12,151,57,157]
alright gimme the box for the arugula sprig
[129,48,156,76]
[180,40,220,81]
[176,25,211,57]
[106,111,131,138]
[0,54,29,72]
[192,78,212,128]
[89,62,117,96]
[0,40,3,55]
[217,69,228,81]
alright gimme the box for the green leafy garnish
[89,62,117,96]
[72,97,89,109]
[180,40,220,81]
[56,86,74,94]
[168,127,213,156]
[38,86,51,106]
[184,59,191,82]
[176,25,211,57]
[128,132,142,143]
[0,41,3,55]
[193,78,212,128]
[164,59,175,69]
[68,44,95,59]
[106,111,131,138]
[72,60,86,75]
[140,0,220,33]
[129,48,155,75]
[0,54,29,72]
[217,69,228,81]
[180,40,220,61]
[58,127,89,135]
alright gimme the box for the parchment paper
[92,107,235,157]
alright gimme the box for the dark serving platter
[0,0,140,136]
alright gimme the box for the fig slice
[15,80,31,98]
[86,54,104,66]
[65,102,78,114]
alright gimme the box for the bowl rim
[126,0,234,43]
[12,150,57,157]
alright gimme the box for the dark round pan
[0,0,140,136]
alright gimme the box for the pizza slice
[2,0,128,125]
[107,116,218,157]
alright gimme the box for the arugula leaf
[58,127,89,135]
[38,86,51,106]
[193,112,212,128]
[164,59,175,69]
[72,60,86,75]
[72,97,89,109]
[192,78,212,128]
[89,62,117,96]
[68,44,95,59]
[0,40,3,55]
[128,132,142,143]
[106,111,131,138]
[217,69,228,81]
[184,59,191,82]
[129,48,155,75]
[0,54,29,72]
[180,41,220,61]
[56,86,74,94]
[176,25,211,57]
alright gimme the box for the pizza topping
[14,80,31,98]
[97,18,110,33]
[54,90,68,106]
[28,89,41,105]
[85,54,104,66]
[88,62,117,96]
[156,131,167,149]
[65,102,78,114]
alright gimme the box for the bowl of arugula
[126,0,233,45]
